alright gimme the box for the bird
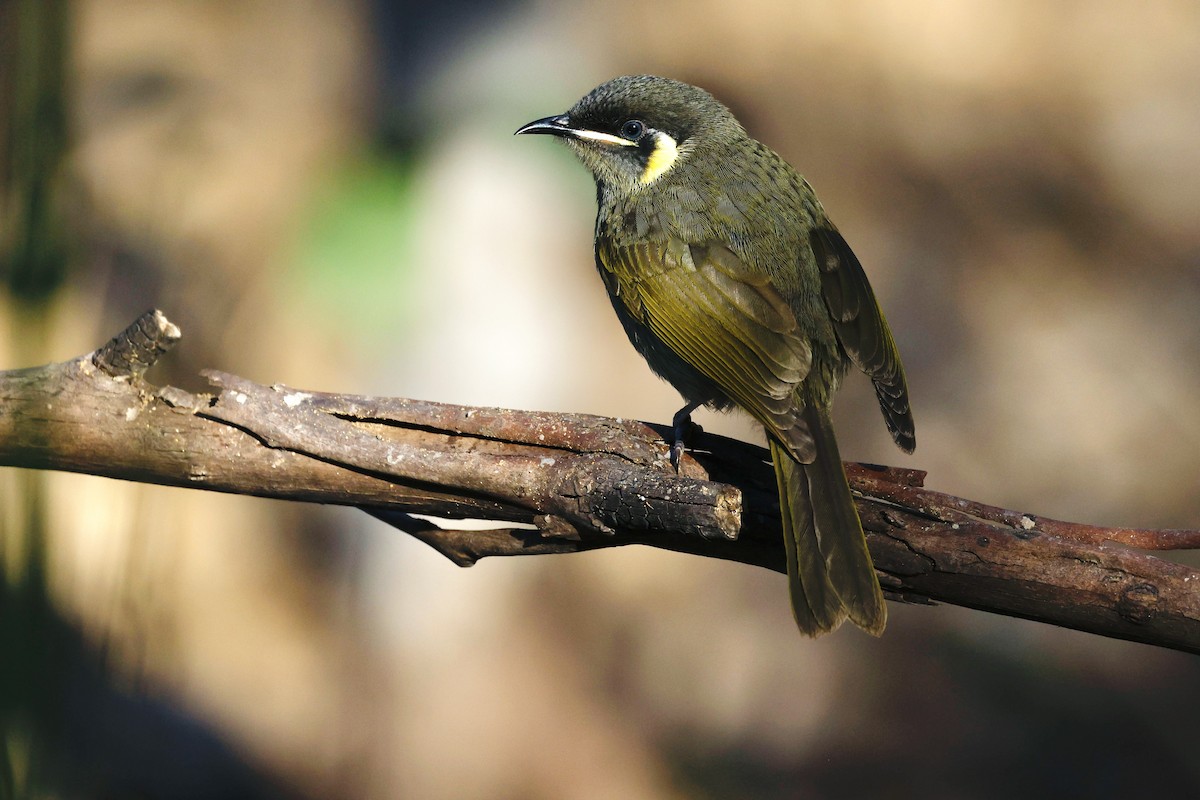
[516,75,914,636]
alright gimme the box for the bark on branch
[3,311,1199,653]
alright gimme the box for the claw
[670,439,686,472]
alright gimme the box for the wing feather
[598,237,816,460]
[810,227,916,453]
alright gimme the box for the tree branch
[3,311,1199,653]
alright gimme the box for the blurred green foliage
[293,152,422,337]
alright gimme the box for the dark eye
[621,119,645,140]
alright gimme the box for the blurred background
[3,0,1200,797]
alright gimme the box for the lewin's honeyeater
[517,75,914,636]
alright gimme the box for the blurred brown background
[3,0,1200,797]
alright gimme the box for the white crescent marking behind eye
[572,129,639,147]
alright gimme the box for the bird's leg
[670,401,703,472]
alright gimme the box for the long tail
[771,404,886,637]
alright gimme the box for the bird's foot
[670,402,703,473]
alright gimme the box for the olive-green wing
[598,237,815,461]
[810,227,915,453]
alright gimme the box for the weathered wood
[2,310,1198,654]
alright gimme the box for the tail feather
[772,405,886,637]
[772,440,845,635]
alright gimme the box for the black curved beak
[515,114,572,137]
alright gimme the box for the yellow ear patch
[640,132,679,185]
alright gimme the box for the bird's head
[516,75,743,197]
